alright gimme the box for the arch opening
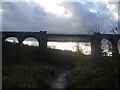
[47,42,91,55]
[5,37,19,43]
[22,37,39,47]
[101,39,112,56]
[117,39,120,54]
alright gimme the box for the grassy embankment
[3,41,120,88]
[2,41,75,88]
[66,51,120,88]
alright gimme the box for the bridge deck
[1,31,120,42]
[47,34,93,42]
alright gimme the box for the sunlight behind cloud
[33,0,72,18]
[0,9,3,13]
[34,0,65,15]
[89,9,97,13]
[114,12,118,20]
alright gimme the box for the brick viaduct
[1,31,120,56]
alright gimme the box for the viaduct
[1,31,120,56]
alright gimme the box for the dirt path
[50,71,69,89]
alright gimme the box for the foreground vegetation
[66,53,120,88]
[2,41,75,88]
[2,41,120,88]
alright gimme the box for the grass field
[2,41,120,88]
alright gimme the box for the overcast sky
[1,0,119,34]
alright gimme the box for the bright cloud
[0,9,3,13]
[2,0,119,34]
[47,42,91,55]
[34,0,65,16]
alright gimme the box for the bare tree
[85,24,106,34]
[75,42,82,53]
[48,45,56,49]
[94,24,105,34]
[85,24,115,56]
[110,27,118,34]
[84,25,95,34]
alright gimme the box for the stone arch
[4,36,19,43]
[22,36,39,47]
[3,34,19,40]
[101,39,112,56]
[108,37,119,56]
[117,39,120,54]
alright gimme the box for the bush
[66,55,119,88]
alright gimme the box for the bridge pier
[39,31,47,48]
[91,41,102,56]
[18,31,47,48]
[19,39,23,45]
[39,41,47,48]
[91,33,120,56]
[111,40,119,56]
[91,33,102,56]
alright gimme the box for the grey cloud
[62,2,118,33]
[2,2,118,34]
[2,2,47,31]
